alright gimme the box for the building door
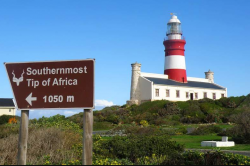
[190,93,194,100]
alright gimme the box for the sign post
[17,110,29,165]
[83,109,93,165]
[5,59,95,165]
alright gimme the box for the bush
[227,111,250,144]
[161,150,250,165]
[158,103,181,117]
[0,115,19,125]
[30,114,81,132]
[0,123,19,139]
[106,114,119,124]
[0,127,82,165]
[93,122,114,131]
[97,135,184,162]
[140,120,149,127]
[176,127,188,135]
[190,125,223,135]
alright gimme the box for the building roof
[145,77,226,90]
[0,98,15,107]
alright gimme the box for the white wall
[140,77,153,101]
[152,84,227,102]
[0,108,16,116]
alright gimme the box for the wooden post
[17,110,29,165]
[83,109,93,165]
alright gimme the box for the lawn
[172,134,250,151]
[173,123,235,130]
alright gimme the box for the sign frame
[4,59,95,110]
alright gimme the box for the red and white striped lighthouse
[163,14,187,83]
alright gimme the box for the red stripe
[164,69,187,83]
[163,39,186,56]
[166,50,185,55]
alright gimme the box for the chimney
[205,69,214,83]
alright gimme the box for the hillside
[68,94,250,130]
[1,95,250,165]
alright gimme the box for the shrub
[176,127,188,135]
[0,123,19,139]
[180,116,202,124]
[30,114,81,132]
[140,120,149,127]
[158,103,181,117]
[93,122,114,131]
[161,150,250,165]
[0,127,82,165]
[227,111,250,144]
[106,114,119,124]
[190,125,223,135]
[0,115,19,125]
[98,135,184,162]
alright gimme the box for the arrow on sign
[26,93,37,106]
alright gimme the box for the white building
[127,15,227,105]
[0,98,16,116]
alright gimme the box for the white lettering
[84,66,87,73]
[79,67,83,73]
[27,68,32,75]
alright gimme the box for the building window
[186,92,189,98]
[213,93,216,100]
[166,89,170,97]
[221,94,225,98]
[176,90,180,98]
[155,89,159,97]
[204,92,207,98]
[195,93,198,99]
[9,109,11,113]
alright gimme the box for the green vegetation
[0,115,19,125]
[1,94,250,165]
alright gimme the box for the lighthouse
[127,14,227,105]
[163,14,187,83]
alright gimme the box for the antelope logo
[12,70,25,86]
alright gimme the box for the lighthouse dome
[168,15,181,24]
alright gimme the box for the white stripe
[165,55,186,70]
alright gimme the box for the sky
[0,0,250,119]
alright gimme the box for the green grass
[172,134,250,151]
[170,123,235,130]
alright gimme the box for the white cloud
[64,111,77,116]
[95,100,114,107]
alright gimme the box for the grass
[169,123,235,130]
[172,134,250,151]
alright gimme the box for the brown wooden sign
[5,59,95,110]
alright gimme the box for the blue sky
[0,0,250,119]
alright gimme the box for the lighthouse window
[186,92,189,98]
[204,92,207,98]
[176,90,180,98]
[155,89,159,97]
[213,93,216,100]
[195,93,198,99]
[166,89,170,97]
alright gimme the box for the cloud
[64,111,77,116]
[95,100,114,107]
